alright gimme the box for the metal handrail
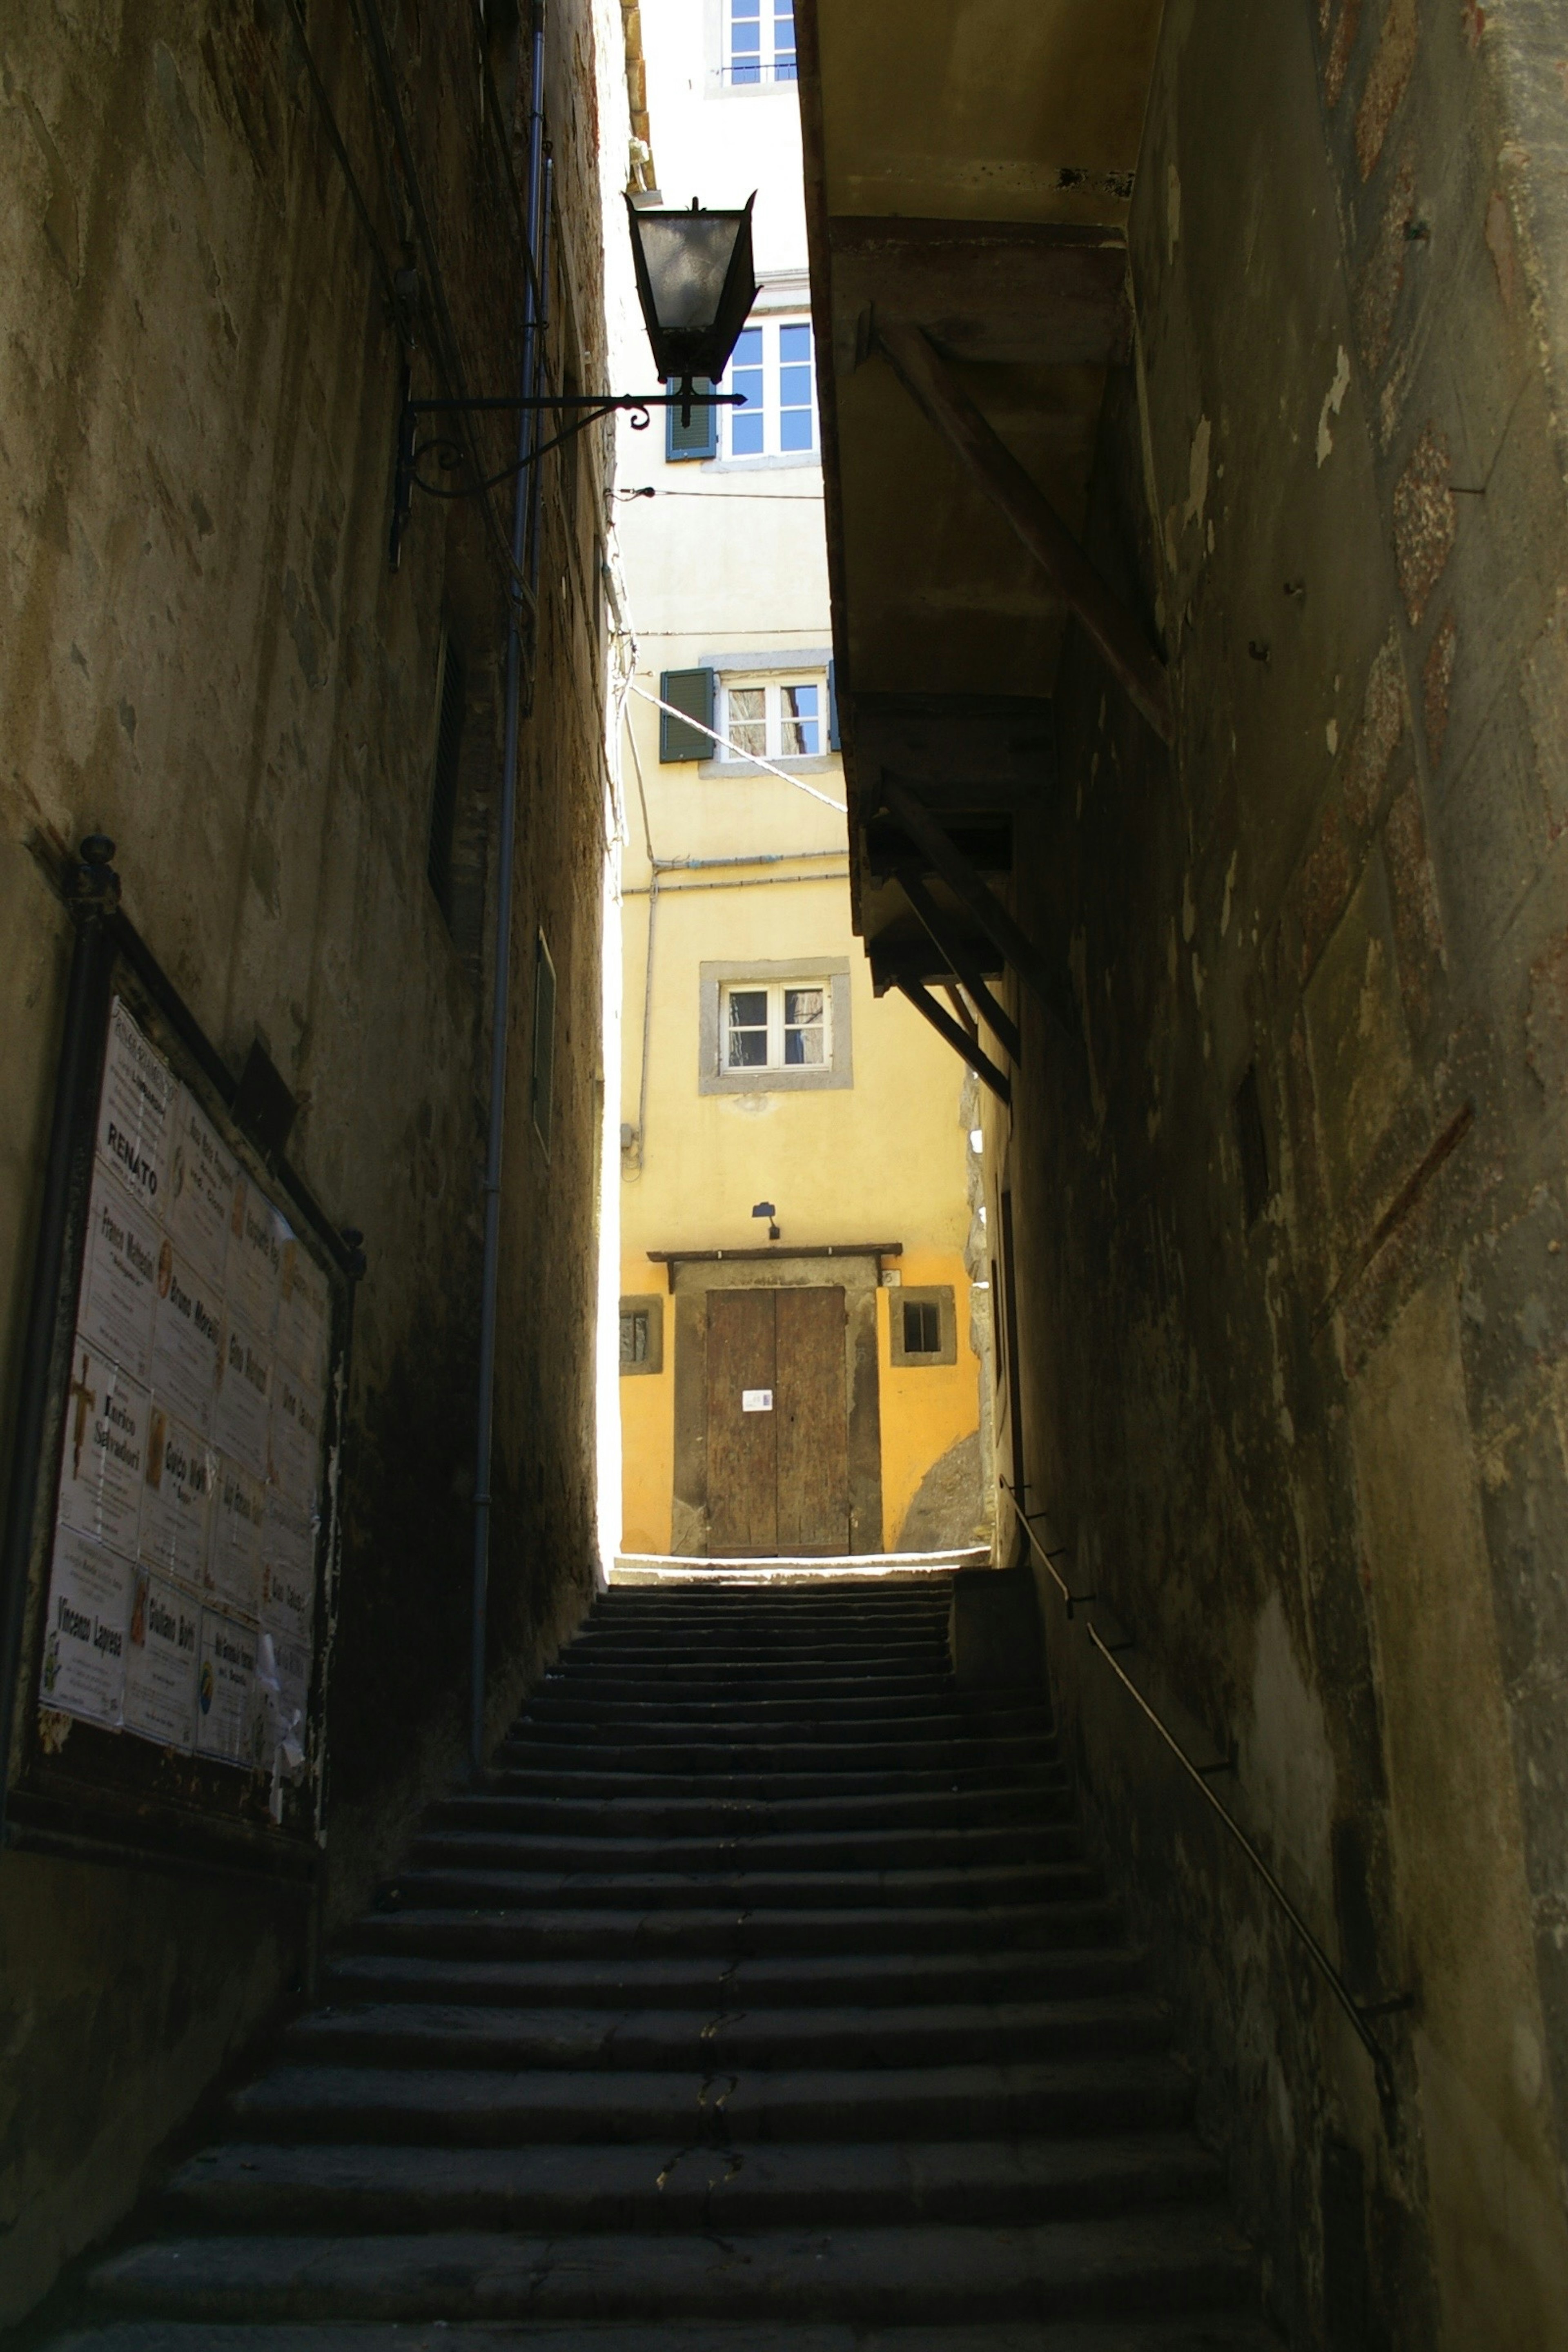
[1000,1481,1398,2105]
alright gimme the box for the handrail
[1000,1480,1398,2106]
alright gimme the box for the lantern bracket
[389,377,742,570]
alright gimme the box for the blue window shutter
[827,659,841,752]
[659,668,716,761]
[665,380,717,462]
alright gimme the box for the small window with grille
[618,1294,664,1376]
[890,1286,957,1368]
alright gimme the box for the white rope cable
[628,682,848,815]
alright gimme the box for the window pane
[784,986,825,1065]
[778,325,813,452]
[774,0,797,76]
[726,989,768,1067]
[729,328,764,451]
[727,685,765,758]
[903,1298,940,1354]
[731,0,761,79]
[780,683,818,757]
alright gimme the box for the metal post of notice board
[0,837,362,1881]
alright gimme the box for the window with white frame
[722,980,829,1072]
[699,958,852,1095]
[723,0,797,85]
[719,674,824,761]
[722,318,815,459]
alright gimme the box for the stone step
[522,1681,1034,1715]
[428,1782,1075,1839]
[87,2214,1256,2326]
[560,1635,954,1662]
[541,1665,968,1703]
[480,1762,1064,1803]
[281,1996,1167,2071]
[377,1860,1104,1915]
[164,2129,1218,2233]
[487,1736,1056,1777]
[225,2055,1193,2145]
[322,1942,1149,2013]
[407,1821,1083,1875]
[346,1900,1123,1962]
[49,2319,1279,2351]
[517,1698,1050,1735]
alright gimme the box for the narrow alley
[4,4,1568,2351]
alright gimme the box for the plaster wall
[0,0,619,2322]
[1001,0,1568,2341]
[613,0,982,1560]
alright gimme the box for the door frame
[671,1253,883,1557]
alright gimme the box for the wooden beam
[876,323,1172,742]
[898,869,1021,1063]
[895,978,1011,1105]
[880,777,1079,1050]
[943,984,978,1038]
[830,217,1131,371]
[851,692,1054,805]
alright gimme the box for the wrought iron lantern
[626,194,757,423]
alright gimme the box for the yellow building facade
[612,1,988,1560]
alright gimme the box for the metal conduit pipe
[621,873,850,897]
[470,0,548,1780]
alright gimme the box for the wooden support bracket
[876,321,1172,742]
[897,867,1022,1063]
[895,977,1011,1104]
[880,777,1079,1050]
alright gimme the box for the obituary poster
[38,1526,132,1728]
[149,1245,223,1436]
[138,1406,215,1588]
[260,1496,316,1647]
[164,1087,238,1292]
[77,1163,160,1388]
[213,1315,273,1483]
[225,1178,285,1337]
[276,1239,331,1397]
[95,994,173,1211]
[270,1367,323,1511]
[55,1342,149,1564]
[122,1568,200,1750]
[33,996,338,1794]
[207,1459,264,1620]
[195,1608,261,1766]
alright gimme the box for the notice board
[8,952,350,1879]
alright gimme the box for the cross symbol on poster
[68,1354,96,1479]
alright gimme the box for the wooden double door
[706,1286,850,1557]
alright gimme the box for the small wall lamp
[753,1200,780,1242]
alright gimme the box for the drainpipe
[470,0,547,1781]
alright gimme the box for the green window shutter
[665,379,717,461]
[827,659,840,753]
[659,667,716,761]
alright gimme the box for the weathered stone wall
[0,0,616,2323]
[1013,2,1568,2343]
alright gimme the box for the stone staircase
[49,1575,1277,2350]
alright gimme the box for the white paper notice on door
[742,1389,773,1412]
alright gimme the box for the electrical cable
[281,0,401,313]
[628,683,847,813]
